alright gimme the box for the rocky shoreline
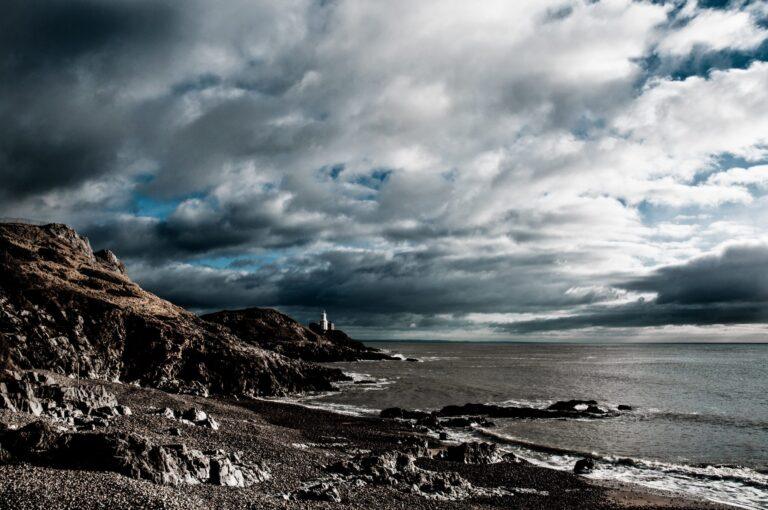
[0,368,733,509]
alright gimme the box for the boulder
[181,408,208,423]
[574,458,595,474]
[442,442,504,464]
[200,416,220,430]
[617,404,632,411]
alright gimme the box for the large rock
[201,308,398,362]
[573,457,595,475]
[0,222,348,397]
[442,442,504,464]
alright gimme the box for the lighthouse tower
[321,310,329,331]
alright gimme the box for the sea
[294,342,768,509]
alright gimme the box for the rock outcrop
[0,369,131,430]
[325,450,473,499]
[0,420,269,486]
[0,222,347,397]
[202,307,398,362]
[440,442,508,464]
[380,400,620,430]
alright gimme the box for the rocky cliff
[0,223,347,396]
[201,308,398,362]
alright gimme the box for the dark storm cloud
[624,244,768,304]
[127,245,613,326]
[500,244,768,333]
[2,0,767,340]
[0,0,177,199]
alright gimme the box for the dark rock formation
[0,420,269,486]
[202,308,398,362]
[574,458,595,475]
[0,222,348,397]
[326,450,473,499]
[438,401,616,420]
[547,399,606,414]
[441,442,504,464]
[380,400,621,428]
[617,404,632,411]
[439,416,495,428]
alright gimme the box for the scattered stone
[574,458,595,474]
[157,406,220,430]
[405,358,420,362]
[294,481,342,502]
[439,432,449,440]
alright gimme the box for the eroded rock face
[0,421,269,487]
[0,222,347,397]
[0,370,129,430]
[202,308,398,362]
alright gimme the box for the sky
[2,0,768,341]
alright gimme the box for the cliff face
[202,308,397,362]
[0,223,347,396]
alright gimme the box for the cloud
[501,243,768,333]
[657,7,767,56]
[2,0,768,340]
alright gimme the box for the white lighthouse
[321,310,329,331]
